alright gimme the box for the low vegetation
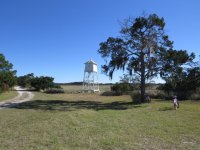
[0,91,17,102]
[0,92,200,149]
[158,67,200,100]
[111,83,132,96]
[17,73,63,92]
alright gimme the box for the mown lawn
[0,91,17,102]
[0,92,200,149]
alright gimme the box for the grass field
[0,91,17,102]
[61,84,111,93]
[0,90,200,149]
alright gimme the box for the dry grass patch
[61,85,111,93]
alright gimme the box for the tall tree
[0,54,16,91]
[98,14,194,103]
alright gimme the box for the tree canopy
[31,76,54,91]
[161,67,200,99]
[0,54,17,92]
[98,14,194,103]
[17,73,34,88]
[17,73,55,91]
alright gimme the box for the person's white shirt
[173,98,178,104]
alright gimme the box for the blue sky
[0,0,200,83]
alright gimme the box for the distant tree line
[58,82,83,85]
[57,82,114,85]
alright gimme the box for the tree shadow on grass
[158,106,174,111]
[13,100,142,111]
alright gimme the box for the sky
[0,0,200,83]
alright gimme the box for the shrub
[111,83,132,96]
[31,76,54,91]
[130,92,141,104]
[188,91,200,100]
[45,88,65,94]
[53,84,62,89]
[101,91,115,96]
[150,92,167,99]
[17,73,34,88]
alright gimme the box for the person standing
[173,96,179,110]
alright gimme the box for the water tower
[82,60,99,92]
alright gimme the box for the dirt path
[0,87,34,109]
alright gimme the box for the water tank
[84,60,97,73]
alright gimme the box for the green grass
[0,92,200,149]
[0,91,17,102]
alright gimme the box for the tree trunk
[140,53,146,103]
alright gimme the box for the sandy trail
[0,87,34,109]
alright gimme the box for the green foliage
[45,88,65,94]
[189,90,200,100]
[0,54,17,92]
[53,84,62,89]
[45,83,64,94]
[161,67,200,100]
[98,13,194,103]
[0,54,13,71]
[148,90,168,100]
[130,92,141,104]
[17,73,58,92]
[31,76,54,91]
[17,73,34,88]
[160,50,195,78]
[111,83,132,96]
[98,14,172,80]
